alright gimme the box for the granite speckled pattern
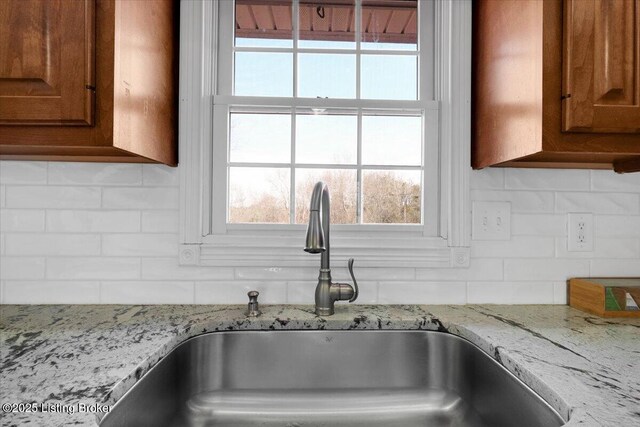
[1,304,638,426]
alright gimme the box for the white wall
[1,161,639,305]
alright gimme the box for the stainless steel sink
[101,330,565,427]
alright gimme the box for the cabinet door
[0,0,95,125]
[563,0,640,133]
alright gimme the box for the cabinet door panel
[563,0,640,133]
[0,0,95,125]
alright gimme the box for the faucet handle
[347,258,358,303]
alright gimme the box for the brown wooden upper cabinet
[0,0,95,126]
[0,0,177,166]
[473,0,640,173]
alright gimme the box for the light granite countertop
[0,304,638,426]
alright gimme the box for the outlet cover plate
[568,213,593,252]
[472,201,511,240]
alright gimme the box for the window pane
[298,54,355,98]
[299,0,356,49]
[235,1,293,48]
[235,52,293,97]
[361,0,418,51]
[361,55,417,100]
[362,115,421,166]
[230,113,291,163]
[296,113,357,164]
[229,167,291,223]
[362,170,421,224]
[295,169,357,224]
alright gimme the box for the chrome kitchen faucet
[303,181,359,316]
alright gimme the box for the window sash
[211,104,440,235]
[216,0,433,101]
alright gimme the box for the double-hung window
[179,0,471,268]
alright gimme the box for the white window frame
[179,0,471,268]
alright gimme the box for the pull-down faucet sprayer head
[304,210,325,253]
[304,181,328,254]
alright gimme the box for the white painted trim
[179,0,471,268]
[227,162,423,170]
[215,95,437,110]
[233,47,420,55]
[438,0,472,248]
[195,243,460,268]
[179,0,214,243]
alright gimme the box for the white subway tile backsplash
[100,281,194,304]
[511,214,566,236]
[5,233,101,256]
[6,186,101,208]
[416,259,503,281]
[471,190,555,213]
[504,259,589,281]
[555,237,640,259]
[102,187,179,209]
[0,209,45,232]
[286,281,318,304]
[141,211,179,233]
[1,161,639,305]
[0,257,46,279]
[471,236,555,258]
[142,165,180,186]
[196,281,287,304]
[351,267,416,281]
[48,163,142,186]
[0,161,47,184]
[467,282,512,304]
[355,282,378,304]
[235,267,320,281]
[595,215,640,237]
[506,169,590,191]
[343,279,377,303]
[470,169,504,189]
[102,234,177,256]
[553,282,567,305]
[509,282,554,303]
[46,210,140,233]
[4,281,100,304]
[591,170,640,193]
[47,257,140,280]
[141,258,234,280]
[467,281,554,304]
[378,282,466,304]
[556,192,639,215]
[590,259,640,276]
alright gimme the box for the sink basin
[101,330,565,427]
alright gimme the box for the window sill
[180,231,470,268]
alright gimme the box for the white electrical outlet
[568,213,593,252]
[472,201,511,240]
